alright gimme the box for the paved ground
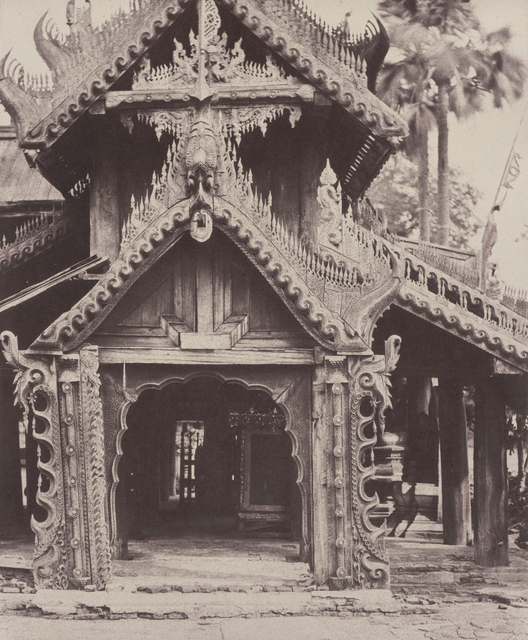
[1,601,527,640]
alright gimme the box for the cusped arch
[109,370,310,554]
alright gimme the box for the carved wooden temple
[1,0,527,591]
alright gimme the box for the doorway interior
[118,377,302,544]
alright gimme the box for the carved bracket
[1,331,69,589]
[1,333,112,589]
[347,335,401,589]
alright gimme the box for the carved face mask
[184,117,218,243]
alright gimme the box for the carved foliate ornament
[1,331,69,589]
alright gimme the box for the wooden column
[299,102,330,243]
[90,119,120,262]
[311,349,331,584]
[438,378,472,545]
[474,377,508,566]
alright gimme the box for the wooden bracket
[161,314,248,349]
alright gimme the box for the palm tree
[377,0,526,246]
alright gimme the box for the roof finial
[66,0,92,30]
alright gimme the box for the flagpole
[492,102,527,209]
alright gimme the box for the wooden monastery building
[0,0,527,591]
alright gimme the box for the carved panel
[78,347,112,588]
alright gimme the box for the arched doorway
[117,377,301,546]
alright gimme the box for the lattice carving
[133,31,293,91]
[347,335,401,588]
[1,331,68,589]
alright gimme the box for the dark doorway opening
[118,377,301,547]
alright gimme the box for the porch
[2,522,527,603]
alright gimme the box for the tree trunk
[418,128,430,242]
[518,430,525,480]
[436,81,450,246]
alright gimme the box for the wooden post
[474,378,508,566]
[438,378,472,545]
[311,349,331,584]
[90,119,120,262]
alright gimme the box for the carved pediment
[0,0,406,154]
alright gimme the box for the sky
[0,0,527,287]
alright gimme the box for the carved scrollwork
[347,335,401,588]
[1,331,68,589]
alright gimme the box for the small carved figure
[317,160,343,249]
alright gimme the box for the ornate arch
[103,367,312,560]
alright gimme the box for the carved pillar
[474,377,508,567]
[311,349,331,583]
[438,378,472,546]
[56,346,112,588]
[316,336,401,589]
[324,354,350,587]
[1,334,112,589]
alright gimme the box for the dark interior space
[118,377,301,544]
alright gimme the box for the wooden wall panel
[120,275,174,326]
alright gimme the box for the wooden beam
[105,85,316,110]
[98,347,315,366]
[90,120,120,262]
[474,378,509,567]
[438,378,472,546]
[0,256,108,314]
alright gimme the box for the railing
[394,244,528,345]
[0,211,69,273]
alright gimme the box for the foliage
[376,0,527,245]
[369,153,481,249]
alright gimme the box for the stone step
[0,588,406,619]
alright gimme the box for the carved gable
[94,230,312,350]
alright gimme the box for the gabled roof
[0,0,407,153]
[29,195,378,354]
[0,128,61,203]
